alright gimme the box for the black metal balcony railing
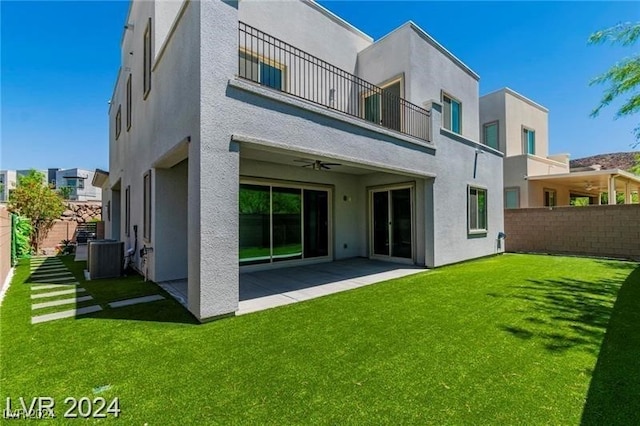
[238,22,431,141]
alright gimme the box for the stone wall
[61,201,102,223]
[505,205,640,261]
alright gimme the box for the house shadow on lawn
[498,271,630,354]
[580,266,640,425]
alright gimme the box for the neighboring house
[480,88,640,208]
[104,0,504,321]
[1,168,102,202]
[52,168,102,201]
[0,170,17,203]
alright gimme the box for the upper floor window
[78,179,85,190]
[126,73,132,130]
[238,50,285,91]
[66,178,77,187]
[442,93,461,134]
[483,121,499,150]
[523,127,535,155]
[115,105,122,140]
[143,18,152,99]
[468,186,487,234]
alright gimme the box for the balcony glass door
[370,186,413,261]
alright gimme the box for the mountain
[570,151,639,171]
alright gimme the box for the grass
[1,254,639,424]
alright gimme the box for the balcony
[238,22,431,141]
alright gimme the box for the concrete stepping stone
[31,283,79,291]
[30,271,74,280]
[108,295,165,308]
[31,276,77,284]
[31,305,102,324]
[31,288,86,299]
[32,295,94,310]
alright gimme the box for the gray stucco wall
[358,23,480,142]
[110,0,504,321]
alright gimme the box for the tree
[57,186,73,200]
[8,170,65,253]
[589,22,640,146]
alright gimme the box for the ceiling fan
[294,159,341,171]
[585,181,594,191]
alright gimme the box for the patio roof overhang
[526,168,640,201]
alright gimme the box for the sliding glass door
[240,183,330,266]
[370,186,413,261]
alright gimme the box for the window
[143,18,152,98]
[523,127,535,155]
[544,188,556,207]
[78,179,84,189]
[442,93,461,134]
[125,185,131,237]
[106,200,111,221]
[238,51,284,91]
[115,105,122,140]
[66,178,77,187]
[143,171,151,241]
[505,188,520,209]
[126,73,132,130]
[483,121,499,150]
[468,186,487,233]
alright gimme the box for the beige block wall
[505,205,640,260]
[0,208,11,287]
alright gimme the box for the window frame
[504,187,520,209]
[468,185,488,235]
[522,126,536,155]
[483,120,499,150]
[442,91,462,134]
[125,185,131,237]
[126,73,132,130]
[143,171,152,242]
[143,18,152,99]
[115,105,122,140]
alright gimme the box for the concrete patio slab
[237,258,425,315]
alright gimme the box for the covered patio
[159,258,425,315]
[527,168,640,205]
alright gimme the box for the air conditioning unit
[88,240,124,279]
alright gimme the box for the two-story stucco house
[480,87,640,208]
[104,0,505,321]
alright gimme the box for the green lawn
[1,254,639,424]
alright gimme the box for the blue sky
[1,1,638,171]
